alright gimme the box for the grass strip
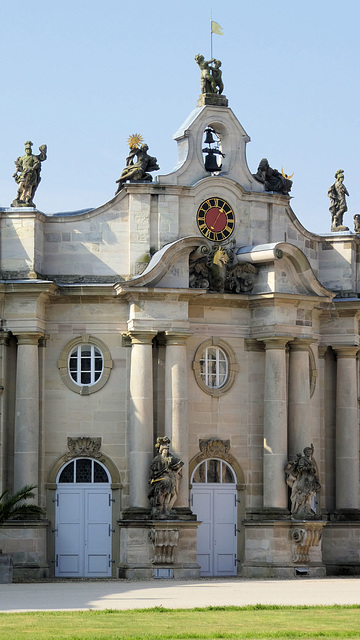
[0,605,359,640]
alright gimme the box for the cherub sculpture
[195,54,224,95]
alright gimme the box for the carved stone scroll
[199,439,230,460]
[149,528,179,564]
[65,436,103,461]
[291,522,326,563]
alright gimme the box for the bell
[204,128,215,145]
[204,152,221,172]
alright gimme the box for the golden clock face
[197,197,235,242]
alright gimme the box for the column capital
[0,332,11,346]
[245,338,265,352]
[318,345,329,359]
[288,338,316,352]
[261,336,290,350]
[333,345,359,359]
[128,331,157,346]
[164,331,191,346]
[15,332,43,346]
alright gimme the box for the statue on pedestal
[11,141,47,208]
[354,214,360,234]
[148,437,184,520]
[115,135,159,194]
[328,169,349,231]
[194,54,224,95]
[253,158,293,195]
[285,444,321,520]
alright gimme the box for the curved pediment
[118,238,334,301]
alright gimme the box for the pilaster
[288,338,315,459]
[164,331,191,509]
[128,331,157,510]
[261,337,289,512]
[332,345,359,514]
[13,332,43,499]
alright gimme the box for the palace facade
[0,93,359,579]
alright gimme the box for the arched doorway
[190,458,238,576]
[55,458,112,577]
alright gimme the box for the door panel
[191,485,237,576]
[55,486,112,577]
[86,489,111,576]
[191,489,212,576]
[56,491,83,576]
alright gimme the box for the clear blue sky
[1,0,359,234]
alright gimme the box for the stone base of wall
[117,519,200,580]
[241,520,327,578]
[0,554,13,583]
[322,521,360,575]
[0,521,49,580]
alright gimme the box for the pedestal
[117,519,200,579]
[242,519,327,578]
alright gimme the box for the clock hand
[210,208,224,230]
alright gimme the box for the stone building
[0,86,359,580]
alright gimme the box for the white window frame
[193,338,238,397]
[199,346,228,389]
[68,344,104,387]
[58,334,113,395]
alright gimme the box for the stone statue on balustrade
[115,135,159,194]
[285,444,321,520]
[253,158,293,195]
[148,437,184,520]
[328,169,349,232]
[354,214,360,234]
[11,141,47,208]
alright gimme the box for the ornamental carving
[198,439,230,461]
[291,522,325,563]
[189,243,257,294]
[149,528,179,564]
[65,437,104,461]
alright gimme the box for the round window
[193,338,238,397]
[58,335,113,395]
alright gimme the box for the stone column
[288,339,314,459]
[333,345,359,511]
[164,332,190,508]
[128,331,156,509]
[262,337,289,511]
[0,333,10,494]
[14,333,42,499]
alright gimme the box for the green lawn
[0,606,359,640]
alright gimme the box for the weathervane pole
[210,10,213,60]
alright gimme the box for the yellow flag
[211,20,223,35]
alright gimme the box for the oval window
[68,344,104,387]
[199,346,228,389]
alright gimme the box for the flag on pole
[211,19,223,35]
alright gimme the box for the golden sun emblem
[127,133,144,149]
[281,167,294,179]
